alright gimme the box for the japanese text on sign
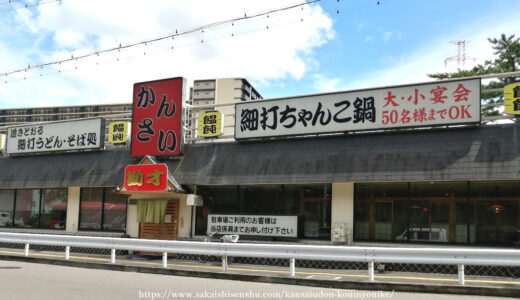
[235,79,481,139]
[5,118,104,155]
[109,122,129,144]
[198,112,224,138]
[504,83,520,115]
[131,77,185,156]
[124,164,168,192]
[207,214,297,237]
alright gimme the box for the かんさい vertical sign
[131,77,185,156]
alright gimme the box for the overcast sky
[1,0,519,109]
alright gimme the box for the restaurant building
[0,77,518,247]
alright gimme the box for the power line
[1,0,320,78]
[3,7,322,85]
[0,0,23,7]
[1,0,395,84]
[0,0,61,12]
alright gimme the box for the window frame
[78,187,127,232]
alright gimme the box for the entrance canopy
[118,155,186,194]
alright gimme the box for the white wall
[331,182,354,244]
[126,203,138,238]
[65,187,80,232]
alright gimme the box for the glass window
[103,189,127,231]
[80,188,127,231]
[354,183,407,241]
[80,188,103,230]
[195,184,331,239]
[0,190,15,227]
[355,182,471,243]
[375,202,392,222]
[299,185,331,240]
[239,185,282,214]
[40,189,67,229]
[196,186,238,235]
[15,190,41,228]
[471,181,519,246]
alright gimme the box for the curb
[0,254,518,298]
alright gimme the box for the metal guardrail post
[458,264,465,285]
[110,249,116,264]
[289,258,296,277]
[24,244,29,257]
[222,255,228,272]
[65,246,70,260]
[162,252,168,268]
[368,262,375,282]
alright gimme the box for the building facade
[188,78,262,141]
[0,78,518,249]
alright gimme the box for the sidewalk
[0,247,518,298]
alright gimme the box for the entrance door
[138,199,179,255]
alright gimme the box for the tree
[427,34,520,118]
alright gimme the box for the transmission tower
[444,40,475,68]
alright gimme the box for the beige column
[126,202,138,238]
[331,182,354,244]
[66,187,80,233]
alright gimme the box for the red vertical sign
[131,77,184,156]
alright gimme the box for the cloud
[0,0,334,108]
[313,74,341,92]
[382,31,403,43]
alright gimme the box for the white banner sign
[6,118,105,155]
[207,214,298,237]
[235,79,481,139]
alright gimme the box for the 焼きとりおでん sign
[235,78,481,140]
[124,164,168,192]
[5,118,104,155]
[131,77,185,156]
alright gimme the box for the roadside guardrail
[0,232,519,285]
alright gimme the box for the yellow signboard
[198,112,223,138]
[108,122,128,143]
[0,134,4,151]
[504,83,520,114]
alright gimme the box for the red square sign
[131,77,184,156]
[124,164,168,192]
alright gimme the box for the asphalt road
[0,260,506,300]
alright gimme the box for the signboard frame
[235,78,481,140]
[207,214,298,237]
[5,117,105,155]
[124,163,169,192]
[108,121,129,144]
[197,111,224,138]
[504,82,520,115]
[131,76,185,157]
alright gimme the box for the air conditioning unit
[186,194,203,206]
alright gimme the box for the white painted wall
[331,182,354,244]
[66,187,80,233]
[126,203,138,238]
